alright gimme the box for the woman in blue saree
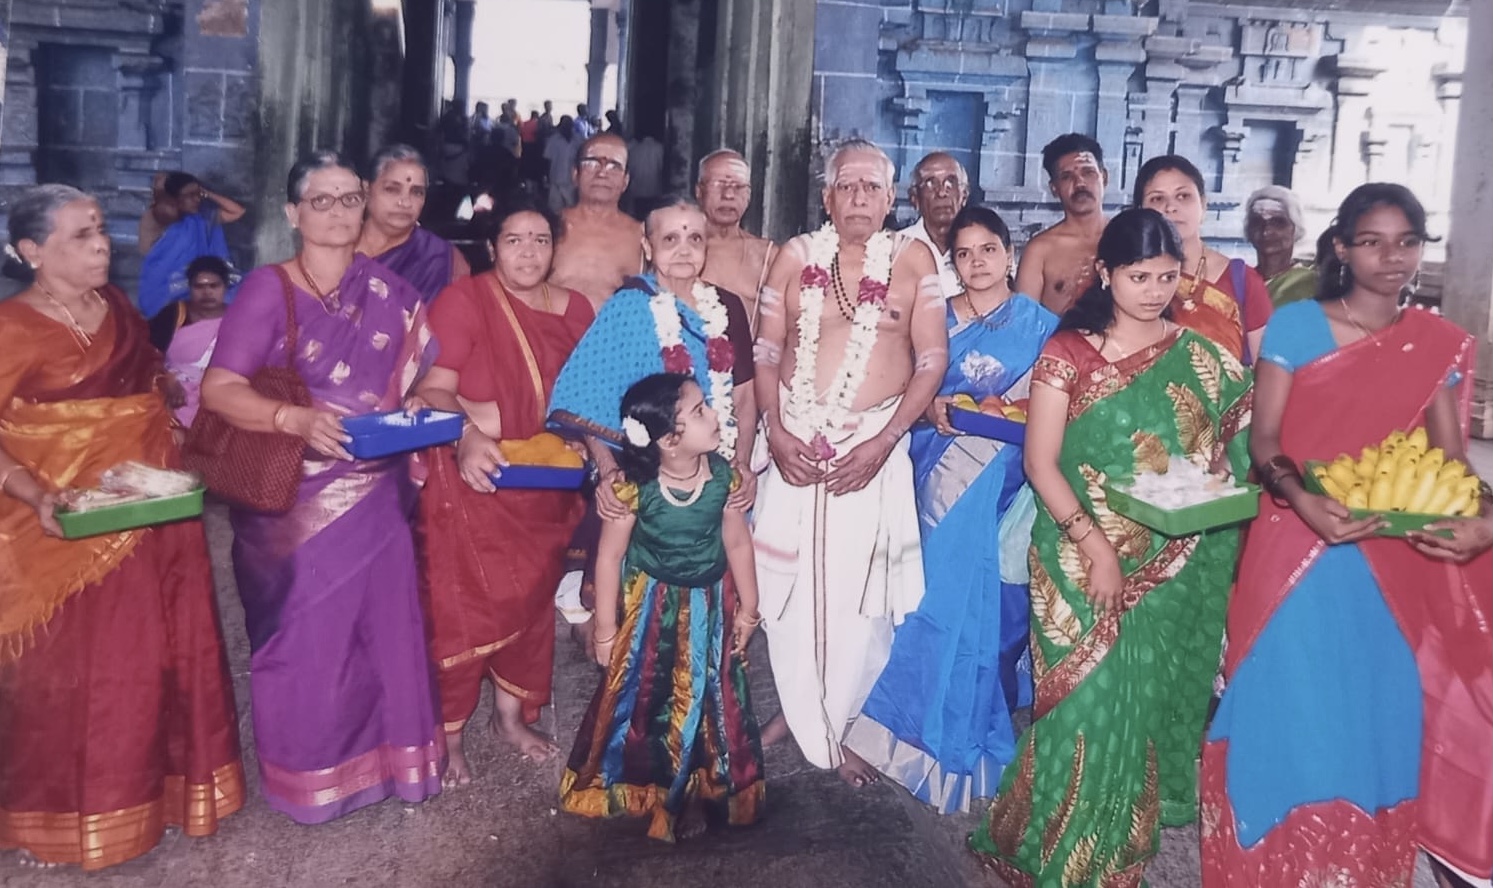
[848,206,1056,813]
[137,172,244,319]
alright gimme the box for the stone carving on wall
[812,0,1466,256]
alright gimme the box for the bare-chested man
[549,132,644,310]
[696,149,778,332]
[1014,133,1109,315]
[901,151,969,299]
[752,138,947,786]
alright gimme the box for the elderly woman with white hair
[1244,184,1315,306]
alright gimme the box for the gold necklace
[296,254,342,314]
[1179,253,1207,309]
[36,282,101,349]
[1339,298,1398,348]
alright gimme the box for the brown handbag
[183,266,311,513]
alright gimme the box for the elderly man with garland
[752,138,947,786]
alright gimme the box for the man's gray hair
[696,148,751,185]
[1244,184,1306,243]
[824,138,895,188]
[643,195,706,239]
[912,151,969,190]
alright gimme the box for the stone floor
[6,439,1482,887]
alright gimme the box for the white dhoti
[754,390,925,769]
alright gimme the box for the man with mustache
[697,148,777,332]
[900,152,969,299]
[1014,133,1109,315]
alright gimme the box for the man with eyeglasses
[696,149,777,333]
[549,133,644,311]
[901,152,969,299]
[1014,133,1110,314]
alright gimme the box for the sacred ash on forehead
[1064,151,1100,169]
[1250,198,1287,217]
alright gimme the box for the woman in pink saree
[161,255,231,426]
[200,151,443,824]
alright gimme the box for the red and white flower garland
[788,224,894,459]
[649,280,738,459]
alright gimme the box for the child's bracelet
[593,630,619,646]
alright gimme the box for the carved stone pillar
[1018,10,1086,188]
[1092,13,1154,195]
[1330,56,1385,195]
[451,0,475,112]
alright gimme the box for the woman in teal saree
[971,208,1252,886]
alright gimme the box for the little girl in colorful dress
[559,373,766,841]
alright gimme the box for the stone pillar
[1018,11,1087,189]
[0,0,15,150]
[1330,56,1385,196]
[451,0,475,112]
[1442,0,1493,437]
[587,3,609,115]
[1092,12,1154,196]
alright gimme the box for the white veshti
[786,223,895,456]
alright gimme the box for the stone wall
[810,0,1468,261]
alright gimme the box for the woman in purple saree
[201,151,443,824]
[356,144,470,303]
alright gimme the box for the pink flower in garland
[809,432,837,461]
[706,337,734,373]
[858,277,889,307]
[801,265,830,288]
[661,343,692,374]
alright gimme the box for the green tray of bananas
[1304,428,1479,538]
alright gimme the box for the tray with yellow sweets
[491,432,588,489]
[1303,428,1478,538]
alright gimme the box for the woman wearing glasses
[199,150,444,824]
[1202,183,1491,888]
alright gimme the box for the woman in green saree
[971,208,1252,886]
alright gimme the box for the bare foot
[760,713,790,747]
[836,747,880,788]
[676,800,708,841]
[442,731,474,788]
[491,688,559,762]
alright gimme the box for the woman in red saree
[415,201,594,784]
[0,185,243,870]
[1134,155,1272,364]
[1202,184,1492,888]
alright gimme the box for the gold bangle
[1069,520,1096,544]
[593,631,619,646]
[272,404,290,433]
[737,610,763,627]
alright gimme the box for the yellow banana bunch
[1314,428,1480,517]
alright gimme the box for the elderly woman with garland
[547,197,760,643]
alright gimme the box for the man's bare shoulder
[892,234,937,276]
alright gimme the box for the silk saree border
[0,761,244,871]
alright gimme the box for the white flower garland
[648,280,738,460]
[786,224,894,456]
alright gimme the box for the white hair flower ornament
[622,416,652,447]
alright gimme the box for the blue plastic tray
[343,409,464,459]
[948,406,1026,444]
[491,465,587,490]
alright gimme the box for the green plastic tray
[57,488,205,539]
[1103,482,1260,537]
[1301,460,1451,538]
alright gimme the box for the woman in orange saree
[415,201,594,785]
[1202,184,1491,888]
[0,185,243,871]
[1135,155,1273,364]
